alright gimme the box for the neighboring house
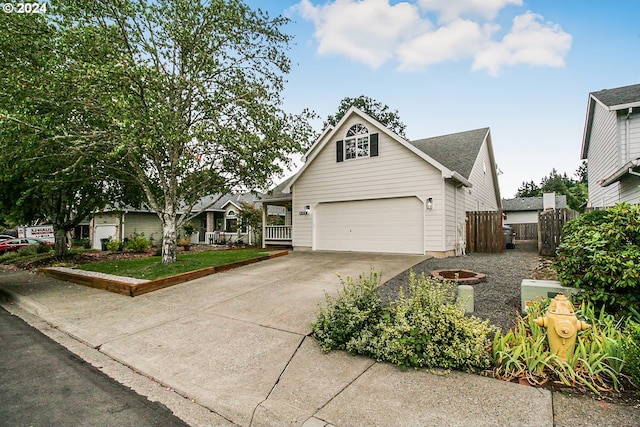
[502,193,567,240]
[89,192,275,249]
[581,83,640,207]
[261,107,501,257]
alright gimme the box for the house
[502,193,567,240]
[90,192,274,249]
[261,107,501,257]
[581,83,640,207]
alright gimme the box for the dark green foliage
[313,271,494,372]
[325,96,407,138]
[624,322,640,388]
[312,271,383,352]
[515,165,588,210]
[555,203,640,317]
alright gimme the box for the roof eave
[599,159,640,187]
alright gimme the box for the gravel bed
[379,241,540,332]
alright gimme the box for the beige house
[89,193,269,249]
[261,107,501,257]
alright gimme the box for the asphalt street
[0,306,190,427]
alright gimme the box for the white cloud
[472,12,573,76]
[417,0,522,22]
[296,0,427,68]
[296,1,572,75]
[396,19,495,71]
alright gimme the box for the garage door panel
[315,197,423,255]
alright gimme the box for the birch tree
[55,0,314,263]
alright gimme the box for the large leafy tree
[2,1,314,264]
[325,95,407,138]
[56,0,314,264]
[0,12,137,256]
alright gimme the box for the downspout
[625,108,632,164]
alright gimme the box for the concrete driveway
[3,251,635,427]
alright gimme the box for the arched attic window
[336,123,379,162]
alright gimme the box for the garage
[314,197,424,254]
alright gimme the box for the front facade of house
[262,107,501,257]
[89,193,263,249]
[581,83,640,207]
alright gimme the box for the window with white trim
[345,123,369,160]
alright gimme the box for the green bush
[313,271,494,372]
[105,238,121,252]
[0,251,20,263]
[358,272,494,372]
[18,245,38,257]
[624,322,640,388]
[493,300,626,394]
[36,242,52,254]
[555,203,640,317]
[312,271,383,352]
[125,233,149,253]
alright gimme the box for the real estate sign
[18,226,55,243]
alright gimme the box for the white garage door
[314,197,424,254]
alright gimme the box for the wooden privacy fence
[466,211,503,253]
[509,223,539,241]
[538,208,579,256]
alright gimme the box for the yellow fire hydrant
[534,294,590,361]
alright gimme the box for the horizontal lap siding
[293,117,444,252]
[466,140,499,212]
[588,104,620,207]
[123,213,163,242]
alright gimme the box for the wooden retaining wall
[39,250,289,297]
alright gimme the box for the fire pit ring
[431,269,486,285]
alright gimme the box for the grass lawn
[78,249,275,280]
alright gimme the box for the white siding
[444,182,466,254]
[620,176,640,204]
[587,103,620,207]
[292,116,445,254]
[504,211,538,224]
[618,110,640,162]
[465,139,499,212]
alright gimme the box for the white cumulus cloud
[296,0,427,68]
[472,11,573,76]
[417,0,522,22]
[296,0,572,75]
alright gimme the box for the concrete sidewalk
[0,252,637,427]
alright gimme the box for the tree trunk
[160,213,178,264]
[54,227,68,257]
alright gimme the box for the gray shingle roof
[502,195,567,211]
[260,175,294,202]
[591,83,640,108]
[409,128,489,179]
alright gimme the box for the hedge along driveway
[39,249,288,297]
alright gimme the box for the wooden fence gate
[538,209,579,256]
[466,211,503,253]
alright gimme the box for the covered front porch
[260,178,293,248]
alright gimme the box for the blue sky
[246,0,640,198]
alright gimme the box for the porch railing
[265,225,292,241]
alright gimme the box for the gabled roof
[591,83,640,109]
[410,128,490,180]
[260,175,295,202]
[581,83,640,159]
[285,107,472,192]
[189,192,261,212]
[502,195,567,211]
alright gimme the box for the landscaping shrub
[624,322,640,388]
[312,271,383,352]
[358,272,494,372]
[0,251,20,263]
[555,203,640,317]
[125,232,149,253]
[492,300,626,394]
[313,271,494,372]
[105,238,121,252]
[18,245,38,257]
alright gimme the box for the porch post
[262,204,267,248]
